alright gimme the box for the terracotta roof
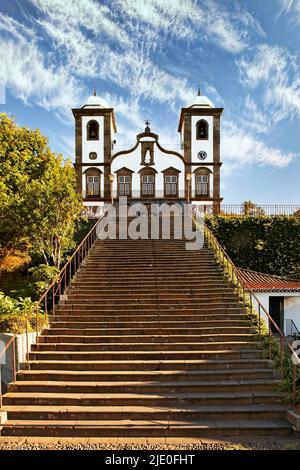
[238,268,300,292]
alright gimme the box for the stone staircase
[0,214,291,437]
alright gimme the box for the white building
[239,269,300,336]
[72,89,223,215]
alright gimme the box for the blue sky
[0,0,299,203]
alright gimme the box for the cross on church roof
[145,120,151,132]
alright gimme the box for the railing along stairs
[0,214,104,408]
[195,219,300,406]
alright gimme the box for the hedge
[205,216,300,278]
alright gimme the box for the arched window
[84,168,102,197]
[139,167,157,197]
[89,152,97,160]
[87,120,99,140]
[194,168,211,197]
[116,168,134,197]
[196,119,209,140]
[162,167,180,198]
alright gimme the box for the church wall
[191,115,213,160]
[82,116,104,164]
[111,146,185,198]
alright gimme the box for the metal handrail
[34,213,106,335]
[0,211,105,409]
[196,219,300,406]
[286,319,300,338]
[203,204,300,217]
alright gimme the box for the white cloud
[31,0,129,46]
[115,0,264,54]
[222,122,299,173]
[237,44,300,123]
[0,14,83,113]
[237,44,293,88]
[241,95,272,134]
[277,0,300,23]
[0,0,263,116]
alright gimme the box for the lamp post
[186,173,192,203]
[109,174,115,205]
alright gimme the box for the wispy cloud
[114,0,264,54]
[241,95,272,134]
[277,0,300,23]
[0,14,83,114]
[222,122,299,173]
[237,44,300,124]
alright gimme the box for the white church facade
[72,90,223,213]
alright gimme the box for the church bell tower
[72,91,117,211]
[178,89,223,213]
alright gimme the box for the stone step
[28,349,264,361]
[4,404,287,421]
[8,379,281,394]
[43,327,254,337]
[54,308,244,317]
[17,368,277,382]
[2,391,284,407]
[84,257,216,264]
[68,287,234,295]
[31,341,260,352]
[71,281,227,288]
[25,358,274,371]
[61,301,241,309]
[1,418,292,437]
[65,289,235,296]
[67,294,238,302]
[48,319,250,328]
[37,334,257,345]
[51,317,247,325]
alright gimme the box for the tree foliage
[0,113,82,267]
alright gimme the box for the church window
[86,175,100,196]
[89,152,97,160]
[118,175,131,197]
[196,120,209,140]
[141,175,154,196]
[87,120,99,140]
[165,175,178,196]
[195,174,210,196]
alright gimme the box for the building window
[165,175,178,196]
[86,175,100,196]
[195,174,209,196]
[141,175,154,196]
[89,152,97,160]
[196,119,209,140]
[87,120,99,140]
[118,175,131,196]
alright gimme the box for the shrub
[29,264,59,297]
[206,215,300,278]
[0,292,48,334]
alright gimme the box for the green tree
[0,113,82,267]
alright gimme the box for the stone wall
[0,332,37,392]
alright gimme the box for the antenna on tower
[93,88,97,97]
[198,85,201,96]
